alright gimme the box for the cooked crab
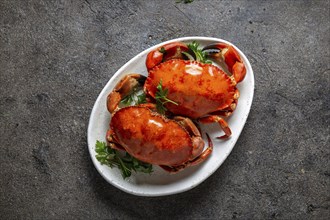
[143,41,246,138]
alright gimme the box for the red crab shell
[109,106,203,166]
[144,59,237,119]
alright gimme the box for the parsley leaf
[95,141,153,179]
[159,47,166,54]
[187,41,212,64]
[155,80,178,114]
[120,86,147,107]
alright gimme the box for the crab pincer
[203,43,246,83]
[146,42,189,70]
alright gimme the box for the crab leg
[188,133,213,166]
[106,129,125,151]
[159,134,213,173]
[107,74,146,114]
[198,116,232,139]
[173,116,204,159]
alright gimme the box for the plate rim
[87,36,255,196]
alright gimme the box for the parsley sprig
[159,47,166,54]
[95,141,153,179]
[185,41,212,64]
[120,87,147,106]
[155,80,178,114]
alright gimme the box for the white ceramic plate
[87,36,254,196]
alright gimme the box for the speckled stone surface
[0,0,329,219]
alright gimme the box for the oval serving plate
[87,36,254,196]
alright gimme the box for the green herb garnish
[95,141,153,179]
[120,87,147,106]
[155,80,178,114]
[137,92,146,104]
[159,47,166,54]
[187,41,212,64]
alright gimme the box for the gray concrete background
[0,0,329,219]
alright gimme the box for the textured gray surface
[0,0,329,219]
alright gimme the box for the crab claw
[203,43,246,83]
[146,42,189,70]
[107,74,146,114]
